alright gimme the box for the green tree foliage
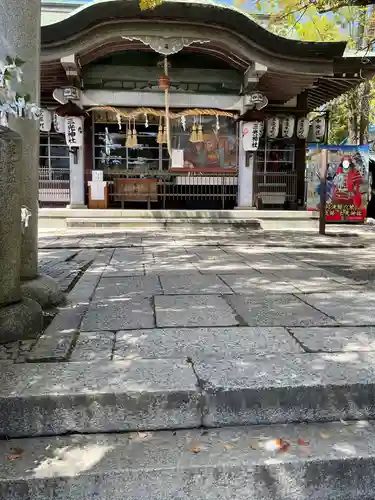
[237,0,375,144]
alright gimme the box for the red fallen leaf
[6,447,24,460]
[277,439,290,452]
[297,438,310,447]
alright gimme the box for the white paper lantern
[312,116,326,142]
[242,121,262,151]
[266,116,279,139]
[296,117,309,139]
[39,109,52,132]
[53,112,65,134]
[259,120,265,137]
[65,116,84,147]
[281,116,295,138]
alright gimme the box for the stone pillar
[1,0,41,280]
[2,0,64,309]
[236,122,255,208]
[67,145,86,208]
[0,128,43,341]
[0,129,22,307]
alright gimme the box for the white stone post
[67,145,86,208]
[236,121,255,208]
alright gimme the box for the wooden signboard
[114,178,158,204]
[88,183,108,209]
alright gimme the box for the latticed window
[39,132,69,180]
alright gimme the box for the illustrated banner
[306,145,369,222]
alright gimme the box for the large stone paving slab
[159,274,232,295]
[0,359,200,437]
[145,262,198,275]
[154,295,239,327]
[114,326,302,360]
[226,294,336,327]
[70,331,115,361]
[102,261,145,277]
[290,326,375,352]
[220,273,300,295]
[245,255,297,272]
[190,247,233,260]
[195,259,255,274]
[81,298,155,331]
[92,276,162,301]
[297,290,375,325]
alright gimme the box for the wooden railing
[88,169,238,209]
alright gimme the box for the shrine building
[39,0,375,209]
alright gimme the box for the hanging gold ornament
[126,126,132,148]
[189,121,198,143]
[131,119,138,148]
[197,124,203,142]
[157,120,163,144]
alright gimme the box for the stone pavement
[2,227,375,363]
[2,227,375,498]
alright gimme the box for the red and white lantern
[39,108,52,132]
[281,116,295,138]
[296,117,309,139]
[266,116,279,139]
[242,122,262,151]
[65,116,84,147]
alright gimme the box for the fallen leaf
[278,439,290,452]
[223,443,234,451]
[320,432,330,440]
[7,447,24,460]
[189,446,201,454]
[263,438,290,452]
[297,438,310,446]
[340,419,348,426]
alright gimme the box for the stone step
[65,217,262,229]
[0,420,374,499]
[1,353,375,438]
[40,208,318,220]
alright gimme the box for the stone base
[234,205,256,210]
[66,204,87,209]
[21,275,65,309]
[0,298,43,343]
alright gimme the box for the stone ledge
[195,352,375,427]
[0,359,200,437]
[0,421,374,499]
[2,353,375,436]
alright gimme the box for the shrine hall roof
[40,0,375,110]
[41,0,347,61]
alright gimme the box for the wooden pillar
[296,92,308,207]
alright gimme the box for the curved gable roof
[41,0,346,60]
